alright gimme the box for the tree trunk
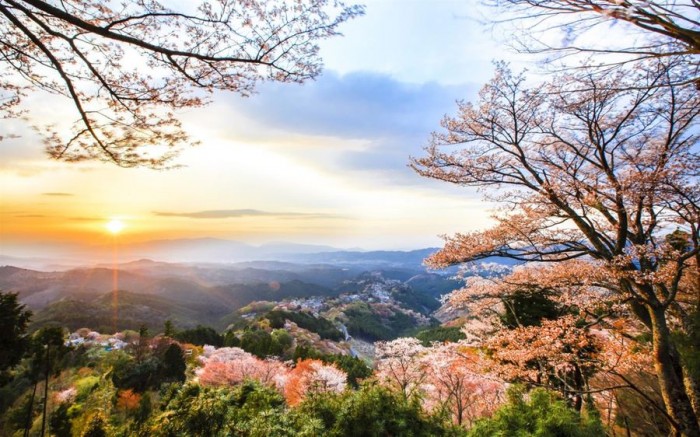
[23,380,37,437]
[650,306,700,437]
[684,367,700,419]
[41,345,50,437]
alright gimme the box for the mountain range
[1,238,438,269]
[0,239,519,334]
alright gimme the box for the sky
[0,0,532,256]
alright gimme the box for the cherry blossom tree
[374,338,427,401]
[589,329,675,434]
[485,315,602,410]
[374,338,507,427]
[490,0,699,84]
[445,262,606,411]
[282,358,346,406]
[197,346,286,388]
[421,343,506,427]
[412,62,700,435]
[0,0,362,167]
[446,260,675,428]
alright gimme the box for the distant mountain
[90,238,342,263]
[274,248,439,269]
[273,249,520,271]
[117,239,520,268]
[94,260,361,288]
[1,242,521,335]
[0,264,343,310]
[89,238,435,266]
[4,238,520,270]
[116,238,255,262]
[257,242,340,255]
[30,290,205,333]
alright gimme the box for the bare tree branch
[0,0,363,167]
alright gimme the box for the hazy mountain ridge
[1,246,514,337]
[3,239,439,268]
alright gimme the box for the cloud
[208,71,481,186]
[68,216,102,222]
[152,209,346,220]
[42,192,74,197]
[229,71,478,140]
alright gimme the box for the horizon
[1,1,506,254]
[0,0,638,260]
[0,236,445,271]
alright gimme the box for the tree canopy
[0,291,31,383]
[0,0,362,167]
[491,0,699,85]
[413,62,700,435]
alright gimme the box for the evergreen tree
[0,291,32,383]
[81,413,109,437]
[49,402,72,437]
[468,386,604,437]
[163,320,175,338]
[161,344,186,383]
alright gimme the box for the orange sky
[1,1,516,255]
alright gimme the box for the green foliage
[233,326,294,358]
[81,412,110,437]
[161,344,187,383]
[342,301,423,342]
[49,402,73,437]
[330,355,373,389]
[240,329,274,358]
[405,275,463,299]
[175,325,223,347]
[0,375,31,415]
[665,229,691,253]
[163,320,175,337]
[135,391,153,424]
[225,308,348,358]
[392,286,441,315]
[343,303,394,341]
[0,291,32,382]
[75,376,100,400]
[415,326,466,346]
[2,386,38,433]
[139,325,149,339]
[223,330,241,347]
[295,383,461,436]
[674,309,700,384]
[151,381,286,437]
[467,386,605,437]
[112,357,161,392]
[293,346,371,388]
[500,288,561,329]
[25,326,72,384]
[234,409,325,436]
[148,380,458,437]
[112,343,188,393]
[271,329,293,354]
[151,384,228,436]
[267,310,343,341]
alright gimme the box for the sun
[105,219,125,235]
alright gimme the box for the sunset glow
[0,0,506,256]
[106,219,125,235]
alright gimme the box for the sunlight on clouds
[0,0,508,252]
[0,122,493,250]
